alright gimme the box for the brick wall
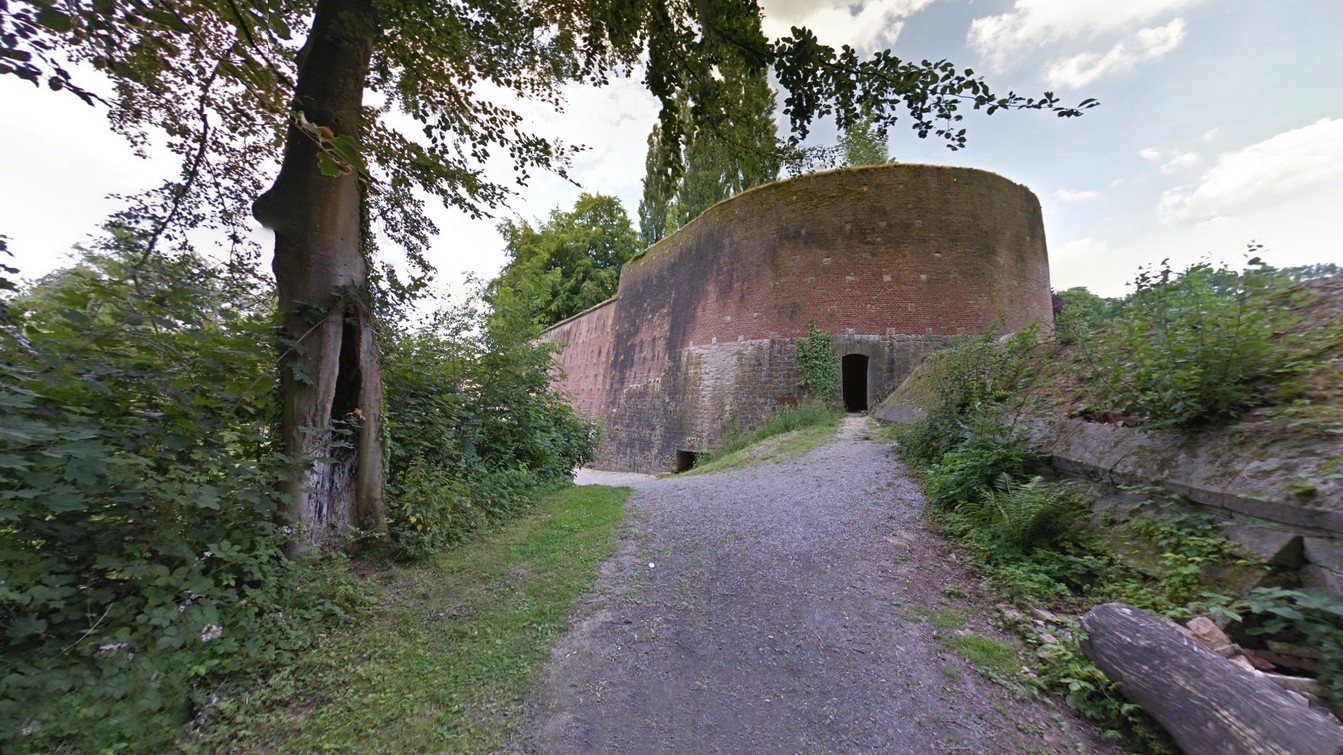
[543,163,1052,472]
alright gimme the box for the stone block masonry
[543,163,1053,472]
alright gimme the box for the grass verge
[687,405,842,475]
[186,484,630,754]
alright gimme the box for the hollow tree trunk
[253,0,386,554]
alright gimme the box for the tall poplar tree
[637,20,782,246]
[3,0,1095,551]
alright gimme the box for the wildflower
[200,624,223,643]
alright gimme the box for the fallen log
[1080,603,1343,755]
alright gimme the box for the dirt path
[514,416,1118,754]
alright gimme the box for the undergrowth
[0,227,599,747]
[183,484,630,752]
[890,260,1343,750]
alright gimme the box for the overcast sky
[2,0,1341,297]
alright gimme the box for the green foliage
[1052,286,1114,341]
[795,322,841,403]
[944,476,1087,558]
[382,292,596,560]
[637,60,782,246]
[185,484,630,751]
[1078,257,1294,428]
[893,326,1040,468]
[1031,632,1176,752]
[487,193,639,328]
[0,242,362,751]
[923,418,1035,510]
[1239,587,1343,702]
[839,105,891,166]
[5,0,1092,277]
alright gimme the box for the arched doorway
[841,354,869,412]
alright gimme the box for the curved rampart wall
[544,163,1052,472]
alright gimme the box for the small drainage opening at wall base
[674,450,699,473]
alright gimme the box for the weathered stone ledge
[1024,416,1343,596]
[873,407,1343,596]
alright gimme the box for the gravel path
[516,416,1118,754]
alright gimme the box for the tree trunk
[1080,603,1343,755]
[253,0,385,554]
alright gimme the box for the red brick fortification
[543,163,1053,472]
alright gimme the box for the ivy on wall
[795,322,840,404]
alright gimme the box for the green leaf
[36,8,74,32]
[329,135,366,172]
[316,152,346,177]
[144,10,190,33]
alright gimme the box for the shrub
[382,294,596,559]
[1078,257,1292,428]
[1239,587,1343,702]
[923,415,1036,510]
[945,476,1087,558]
[0,243,361,750]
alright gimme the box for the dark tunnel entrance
[674,450,699,473]
[842,354,869,412]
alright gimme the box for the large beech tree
[2,0,1095,552]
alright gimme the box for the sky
[2,0,1341,298]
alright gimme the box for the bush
[382,294,596,559]
[1239,587,1343,703]
[923,415,1036,510]
[0,243,362,750]
[1078,258,1292,428]
[945,476,1087,558]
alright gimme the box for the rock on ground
[515,416,1119,754]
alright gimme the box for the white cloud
[1200,126,1222,143]
[1045,19,1187,89]
[1160,150,1199,174]
[1139,147,1161,160]
[1055,189,1099,202]
[1158,118,1343,224]
[968,0,1203,69]
[761,0,937,50]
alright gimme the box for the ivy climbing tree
[2,0,1096,551]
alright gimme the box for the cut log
[1080,603,1343,755]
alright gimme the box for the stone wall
[1025,417,1343,597]
[543,163,1053,472]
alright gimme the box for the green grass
[687,405,842,474]
[911,604,972,629]
[188,484,629,754]
[940,633,1028,691]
